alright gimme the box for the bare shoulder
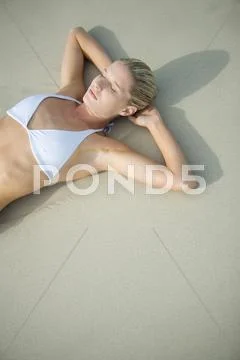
[91,133,129,153]
[81,132,129,157]
[77,132,129,169]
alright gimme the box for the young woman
[0,27,198,211]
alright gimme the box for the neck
[75,103,115,129]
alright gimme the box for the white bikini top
[6,93,114,180]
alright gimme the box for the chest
[27,97,89,131]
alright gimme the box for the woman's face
[83,61,136,119]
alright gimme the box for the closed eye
[103,68,116,93]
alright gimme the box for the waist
[1,115,50,191]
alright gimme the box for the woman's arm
[128,106,199,190]
[72,27,113,74]
[146,114,188,177]
[57,27,112,99]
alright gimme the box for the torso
[0,95,107,207]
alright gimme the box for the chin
[82,97,93,111]
[82,93,87,103]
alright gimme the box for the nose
[94,82,101,92]
[93,75,108,94]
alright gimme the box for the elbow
[173,179,200,193]
[148,168,203,193]
[70,26,85,36]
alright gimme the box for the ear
[119,105,138,117]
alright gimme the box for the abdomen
[0,115,49,204]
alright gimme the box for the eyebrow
[104,68,122,92]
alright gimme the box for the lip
[90,88,97,100]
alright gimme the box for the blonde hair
[119,57,159,112]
